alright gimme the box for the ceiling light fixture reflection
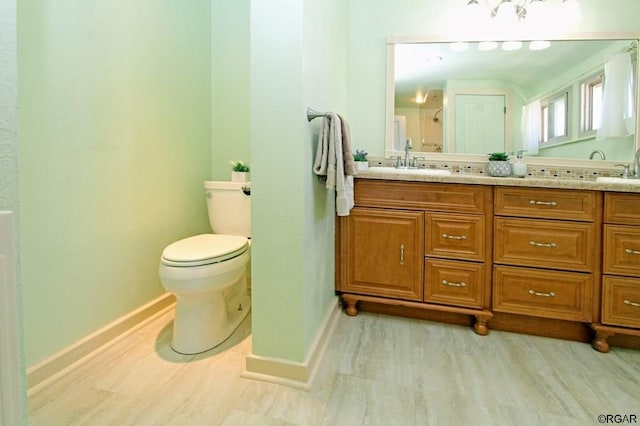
[413,91,427,104]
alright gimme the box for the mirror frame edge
[385,31,640,167]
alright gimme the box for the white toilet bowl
[159,233,251,354]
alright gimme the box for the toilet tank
[204,181,251,237]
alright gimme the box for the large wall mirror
[385,33,640,164]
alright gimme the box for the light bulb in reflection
[502,41,523,51]
[478,41,498,51]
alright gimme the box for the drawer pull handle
[442,233,467,240]
[529,200,558,206]
[400,244,404,266]
[442,280,466,288]
[528,289,556,297]
[529,241,557,248]
[624,248,640,255]
[624,300,640,308]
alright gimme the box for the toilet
[159,181,251,354]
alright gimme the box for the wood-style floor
[28,306,640,425]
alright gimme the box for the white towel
[313,113,355,216]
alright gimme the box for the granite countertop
[356,167,640,193]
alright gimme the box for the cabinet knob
[623,299,640,307]
[624,248,640,255]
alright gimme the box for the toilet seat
[161,234,249,267]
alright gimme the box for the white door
[455,94,506,154]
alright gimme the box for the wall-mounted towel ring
[307,107,331,122]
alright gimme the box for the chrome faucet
[404,138,413,168]
[589,150,606,160]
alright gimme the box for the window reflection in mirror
[541,91,568,144]
[388,35,640,163]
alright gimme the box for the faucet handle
[411,156,426,168]
[615,163,632,178]
[390,155,402,168]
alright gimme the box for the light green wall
[346,0,640,158]
[211,0,250,181]
[18,1,212,366]
[249,0,348,361]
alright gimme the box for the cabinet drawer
[494,218,595,272]
[354,179,490,213]
[425,259,483,309]
[602,276,640,328]
[425,213,485,261]
[495,187,596,221]
[605,192,640,225]
[493,265,592,322]
[603,225,640,276]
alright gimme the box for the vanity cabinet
[337,179,493,335]
[592,192,640,352]
[492,187,601,325]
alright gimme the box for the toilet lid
[161,234,249,267]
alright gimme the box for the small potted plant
[487,152,511,177]
[353,149,369,171]
[230,160,250,182]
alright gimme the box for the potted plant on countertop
[487,152,511,177]
[230,160,250,182]
[353,149,369,171]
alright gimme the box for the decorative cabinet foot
[341,295,359,316]
[591,324,613,353]
[592,333,611,353]
[473,314,491,336]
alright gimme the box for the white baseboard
[27,293,175,395]
[242,297,341,390]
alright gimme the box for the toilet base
[170,288,251,355]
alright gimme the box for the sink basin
[595,176,640,185]
[368,167,452,176]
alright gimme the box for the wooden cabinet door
[341,207,424,301]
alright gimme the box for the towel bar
[307,107,331,122]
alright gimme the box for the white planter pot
[231,171,250,182]
[487,161,511,177]
[355,161,369,171]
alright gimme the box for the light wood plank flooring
[29,307,640,425]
